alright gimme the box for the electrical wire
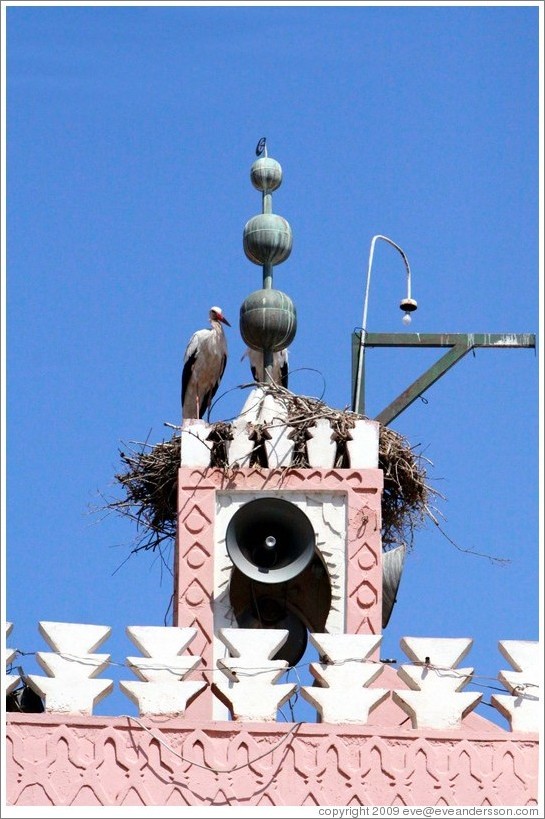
[7,647,538,696]
[122,714,302,773]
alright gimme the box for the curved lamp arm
[353,234,416,415]
[361,234,414,334]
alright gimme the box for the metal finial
[240,141,297,373]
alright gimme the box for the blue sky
[3,1,542,727]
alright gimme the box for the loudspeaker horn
[226,497,316,583]
[382,544,406,628]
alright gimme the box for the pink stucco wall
[6,708,539,807]
[6,466,538,807]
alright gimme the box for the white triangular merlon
[306,418,336,468]
[38,621,112,654]
[180,419,212,466]
[264,419,295,467]
[126,656,201,683]
[258,391,288,425]
[5,623,17,667]
[213,628,295,721]
[27,676,114,715]
[120,625,205,715]
[399,636,474,667]
[126,625,198,657]
[217,627,289,660]
[392,636,482,729]
[491,639,540,733]
[227,417,255,466]
[346,419,380,468]
[26,622,113,715]
[307,633,383,664]
[5,622,20,696]
[302,685,389,725]
[498,639,540,675]
[237,387,266,424]
[301,633,388,723]
[214,679,296,722]
[119,680,206,716]
[36,652,110,680]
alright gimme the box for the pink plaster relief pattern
[6,714,538,807]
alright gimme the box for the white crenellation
[212,628,297,721]
[491,640,540,732]
[5,622,538,726]
[180,419,213,466]
[226,388,263,467]
[5,623,20,696]
[263,420,296,467]
[345,419,380,468]
[301,633,389,723]
[26,621,114,716]
[227,418,256,467]
[181,391,381,470]
[254,391,295,466]
[392,636,482,729]
[119,626,206,717]
[306,418,337,468]
[178,391,382,470]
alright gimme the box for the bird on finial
[242,347,289,389]
[255,136,267,157]
[181,306,231,420]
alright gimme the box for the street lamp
[354,234,417,414]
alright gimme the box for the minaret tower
[173,143,384,720]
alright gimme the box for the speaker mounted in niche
[225,497,316,584]
[225,497,318,666]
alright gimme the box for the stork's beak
[220,315,231,327]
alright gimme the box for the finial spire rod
[240,139,297,385]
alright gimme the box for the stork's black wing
[181,348,198,411]
[280,358,289,388]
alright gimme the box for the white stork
[181,306,231,420]
[242,347,289,388]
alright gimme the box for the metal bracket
[351,332,536,426]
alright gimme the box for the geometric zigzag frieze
[6,718,539,807]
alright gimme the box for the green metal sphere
[250,157,283,192]
[243,213,292,266]
[240,289,297,352]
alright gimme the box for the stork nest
[102,386,440,557]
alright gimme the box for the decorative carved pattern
[6,715,539,806]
